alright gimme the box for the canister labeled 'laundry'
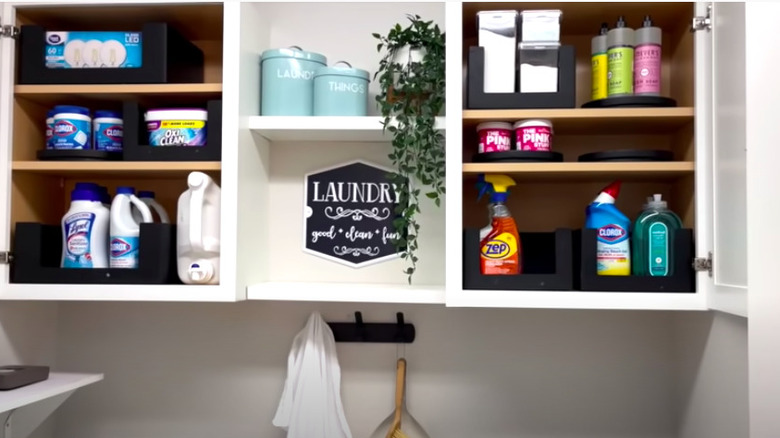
[313,61,370,116]
[261,46,326,116]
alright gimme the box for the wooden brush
[386,358,407,438]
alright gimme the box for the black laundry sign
[303,160,406,267]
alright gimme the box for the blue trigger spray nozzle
[476,174,493,201]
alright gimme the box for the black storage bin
[576,228,696,292]
[11,222,182,284]
[18,23,204,84]
[122,100,222,161]
[467,45,576,109]
[463,228,574,291]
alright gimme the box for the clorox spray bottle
[585,181,631,275]
[479,174,521,275]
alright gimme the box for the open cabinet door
[695,2,748,317]
[0,3,16,285]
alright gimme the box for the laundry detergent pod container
[313,61,370,116]
[260,46,326,116]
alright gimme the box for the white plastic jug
[177,172,221,285]
[133,191,170,223]
[110,187,153,269]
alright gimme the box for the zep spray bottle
[479,174,521,275]
[585,181,631,276]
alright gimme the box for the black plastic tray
[467,45,576,110]
[122,100,222,161]
[0,366,49,391]
[473,151,563,163]
[582,96,677,108]
[11,222,182,285]
[18,23,204,84]
[578,150,673,162]
[463,228,574,291]
[575,228,696,293]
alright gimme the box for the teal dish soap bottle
[585,181,631,276]
[632,194,683,276]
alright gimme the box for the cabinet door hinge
[1,24,19,39]
[691,4,712,32]
[693,252,713,277]
[0,251,13,265]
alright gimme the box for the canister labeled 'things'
[477,122,513,153]
[313,61,370,116]
[52,105,91,150]
[261,47,327,116]
[145,109,207,147]
[514,119,553,151]
[93,110,123,152]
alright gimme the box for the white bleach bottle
[61,188,109,268]
[110,187,153,269]
[133,191,170,223]
[177,172,221,285]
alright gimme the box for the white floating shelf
[248,116,446,142]
[0,372,103,414]
[247,281,446,304]
[0,284,238,302]
[447,290,708,311]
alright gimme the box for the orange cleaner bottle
[479,174,521,275]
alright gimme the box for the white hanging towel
[273,311,353,438]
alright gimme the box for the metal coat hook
[327,311,415,343]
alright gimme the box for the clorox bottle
[133,191,170,223]
[177,172,221,285]
[110,187,153,269]
[585,181,631,275]
[479,174,521,275]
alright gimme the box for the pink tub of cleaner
[514,119,553,151]
[477,122,512,153]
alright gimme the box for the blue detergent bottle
[585,181,631,276]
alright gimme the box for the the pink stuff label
[516,125,552,151]
[478,129,512,153]
[634,43,661,94]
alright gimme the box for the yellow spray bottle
[480,174,521,275]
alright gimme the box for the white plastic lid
[513,119,553,130]
[144,109,208,121]
[476,122,513,132]
[648,193,668,208]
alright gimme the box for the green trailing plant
[373,15,445,283]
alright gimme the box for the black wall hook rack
[327,312,415,343]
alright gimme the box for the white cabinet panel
[0,3,15,284]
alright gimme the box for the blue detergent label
[649,222,669,276]
[94,122,123,151]
[63,212,95,268]
[110,236,140,268]
[52,118,90,149]
[45,31,142,69]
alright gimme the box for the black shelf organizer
[463,228,574,291]
[18,23,204,84]
[576,228,696,293]
[11,222,181,285]
[122,100,222,161]
[466,45,576,110]
[327,312,415,343]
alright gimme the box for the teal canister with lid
[313,61,370,116]
[260,47,327,116]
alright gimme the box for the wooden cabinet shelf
[12,161,221,178]
[462,161,694,181]
[462,108,694,134]
[14,83,223,104]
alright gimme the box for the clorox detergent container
[110,187,153,269]
[52,105,91,149]
[585,181,631,276]
[177,172,221,285]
